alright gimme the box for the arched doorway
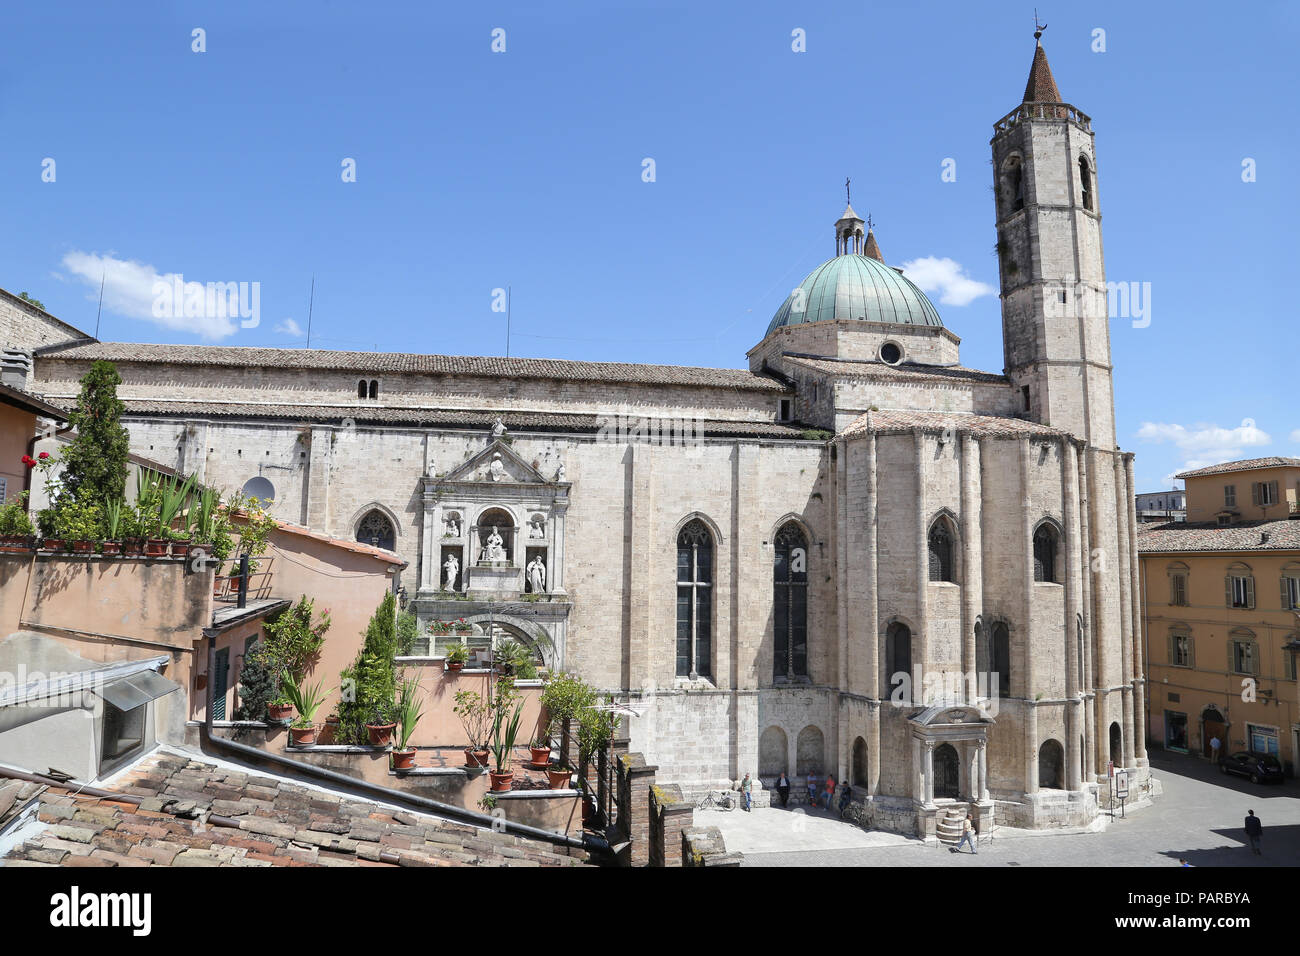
[934,743,959,799]
[795,726,824,777]
[852,737,868,787]
[1202,708,1226,760]
[759,726,788,778]
[1039,739,1064,790]
[1109,722,1122,767]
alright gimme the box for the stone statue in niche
[528,514,546,538]
[442,553,459,591]
[527,555,546,593]
[554,460,566,482]
[443,512,461,537]
[489,452,506,483]
[480,525,507,563]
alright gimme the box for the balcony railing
[993,102,1092,134]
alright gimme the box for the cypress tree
[60,360,130,504]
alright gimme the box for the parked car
[1219,751,1285,784]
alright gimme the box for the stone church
[2,38,1147,832]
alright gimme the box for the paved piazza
[695,752,1300,866]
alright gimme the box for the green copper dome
[767,253,944,336]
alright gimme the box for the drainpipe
[201,633,604,854]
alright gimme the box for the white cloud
[1291,429,1300,443]
[275,318,303,337]
[60,250,242,340]
[899,256,996,306]
[1136,419,1272,471]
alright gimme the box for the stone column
[1125,454,1149,764]
[923,740,935,806]
[1086,448,1110,781]
[866,435,881,796]
[1113,454,1136,769]
[914,429,929,704]
[960,434,982,704]
[912,736,922,803]
[1077,445,1097,784]
[1020,438,1037,795]
[1063,438,1082,791]
[977,738,989,802]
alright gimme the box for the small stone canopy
[909,703,993,729]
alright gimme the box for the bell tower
[990,28,1115,449]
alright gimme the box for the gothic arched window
[927,517,956,583]
[368,379,379,399]
[356,509,396,551]
[992,622,1011,698]
[885,622,912,697]
[1079,155,1093,211]
[1033,523,1060,583]
[357,380,367,399]
[676,520,713,679]
[773,522,809,681]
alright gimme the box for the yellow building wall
[1141,548,1300,771]
[1184,467,1300,523]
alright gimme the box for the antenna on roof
[94,271,105,339]
[1033,8,1047,42]
[506,284,512,358]
[305,274,315,349]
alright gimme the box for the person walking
[776,771,790,808]
[837,781,853,818]
[955,812,977,854]
[1209,735,1221,764]
[806,772,818,807]
[1245,809,1263,855]
[741,773,752,812]
[823,774,836,811]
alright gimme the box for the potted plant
[281,671,327,746]
[529,719,552,768]
[488,678,524,792]
[443,642,469,672]
[540,671,596,774]
[268,694,294,722]
[453,689,491,768]
[391,676,424,771]
[0,493,36,552]
[495,638,538,679]
[365,701,397,746]
[547,766,571,790]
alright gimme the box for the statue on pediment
[489,452,506,483]
[527,555,547,594]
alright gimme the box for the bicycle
[697,790,736,811]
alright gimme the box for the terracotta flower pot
[0,535,32,553]
[71,540,94,554]
[366,723,396,746]
[392,748,417,771]
[489,771,514,792]
[530,746,551,767]
[289,725,316,746]
[101,540,122,555]
[268,703,294,721]
[145,538,170,557]
[40,538,65,552]
[122,539,144,556]
[547,768,571,790]
[464,748,489,768]
[446,660,464,672]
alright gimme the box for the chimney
[1,349,32,389]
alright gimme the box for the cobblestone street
[703,752,1300,866]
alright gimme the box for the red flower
[37,451,50,460]
[20,455,34,467]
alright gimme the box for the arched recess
[1108,722,1122,766]
[355,508,396,551]
[1000,153,1025,215]
[773,520,809,680]
[1039,739,1065,790]
[882,617,915,702]
[795,725,824,777]
[1032,517,1064,584]
[759,726,788,777]
[852,736,869,787]
[451,613,557,670]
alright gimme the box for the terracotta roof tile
[1023,42,1062,103]
[783,355,1007,386]
[1136,519,1300,554]
[842,408,1071,439]
[1174,457,1300,479]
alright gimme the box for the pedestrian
[1209,735,1221,764]
[823,773,836,811]
[776,771,790,808]
[955,811,977,854]
[806,771,818,806]
[1245,809,1262,855]
[1178,859,1191,867]
[837,781,853,817]
[741,773,752,812]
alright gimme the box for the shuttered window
[1252,481,1279,506]
[1168,630,1193,668]
[1226,572,1255,609]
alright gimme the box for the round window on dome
[879,342,903,365]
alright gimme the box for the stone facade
[13,40,1145,836]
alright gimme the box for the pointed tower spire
[863,214,883,262]
[1023,14,1061,102]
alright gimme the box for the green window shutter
[1188,636,1195,669]
[1167,632,1175,665]
[1225,576,1233,607]
[1252,483,1261,506]
[1283,576,1291,611]
[1246,577,1255,609]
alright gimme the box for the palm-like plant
[280,671,328,729]
[394,676,424,752]
[490,695,525,774]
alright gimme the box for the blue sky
[2,0,1296,491]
